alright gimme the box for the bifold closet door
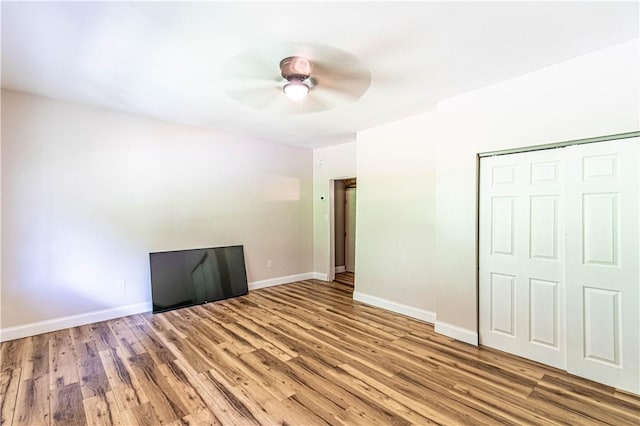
[479,148,567,370]
[480,138,639,394]
[564,139,639,394]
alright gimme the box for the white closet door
[565,139,639,394]
[479,148,566,369]
[480,138,639,394]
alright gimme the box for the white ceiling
[2,1,638,148]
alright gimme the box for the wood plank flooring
[1,279,639,425]
[334,272,354,287]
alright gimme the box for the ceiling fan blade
[224,78,280,91]
[312,61,371,101]
[226,85,281,109]
[297,92,333,113]
[220,48,278,80]
[310,87,357,108]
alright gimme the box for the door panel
[480,148,566,369]
[529,195,559,260]
[582,287,620,365]
[490,273,516,336]
[491,197,516,255]
[582,193,618,265]
[529,278,559,348]
[565,139,639,394]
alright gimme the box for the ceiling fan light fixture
[283,79,309,102]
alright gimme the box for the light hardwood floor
[334,272,354,286]
[1,279,639,425]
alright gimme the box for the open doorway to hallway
[333,178,356,286]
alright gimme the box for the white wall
[1,90,313,338]
[354,113,438,323]
[312,142,356,279]
[351,39,638,345]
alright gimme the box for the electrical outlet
[117,280,126,292]
[267,259,273,268]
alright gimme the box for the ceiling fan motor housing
[280,56,312,81]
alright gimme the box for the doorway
[332,178,356,286]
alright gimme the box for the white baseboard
[334,265,346,273]
[435,321,478,346]
[0,302,152,342]
[248,272,315,291]
[311,272,329,281]
[5,275,472,347]
[1,272,318,342]
[353,291,436,324]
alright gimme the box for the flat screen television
[149,245,248,313]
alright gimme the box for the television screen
[149,245,248,313]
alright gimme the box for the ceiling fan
[221,43,372,113]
